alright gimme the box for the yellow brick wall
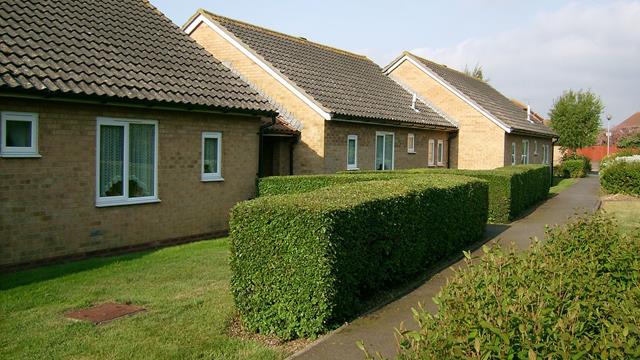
[190,24,326,174]
[324,121,449,173]
[389,61,506,169]
[0,98,261,266]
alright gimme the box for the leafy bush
[387,213,640,359]
[559,154,591,178]
[230,175,488,339]
[257,172,408,196]
[601,160,640,196]
[601,148,640,168]
[494,165,552,217]
[617,132,640,148]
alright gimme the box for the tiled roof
[0,0,274,114]
[615,112,640,131]
[263,116,300,136]
[194,10,456,129]
[394,52,556,137]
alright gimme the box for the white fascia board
[385,55,511,133]
[184,14,332,121]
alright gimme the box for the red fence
[577,145,619,161]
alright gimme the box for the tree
[617,132,640,148]
[549,90,604,152]
[464,64,488,82]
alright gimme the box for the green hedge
[389,213,640,359]
[601,160,640,196]
[259,165,550,223]
[230,175,488,339]
[559,155,591,178]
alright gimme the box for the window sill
[0,153,42,158]
[346,167,359,171]
[201,176,224,182]
[407,151,416,154]
[96,198,161,208]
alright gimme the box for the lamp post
[606,114,612,156]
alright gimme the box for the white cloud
[410,1,640,125]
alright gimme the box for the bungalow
[183,10,458,175]
[385,52,556,170]
[0,0,277,268]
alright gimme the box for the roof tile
[0,0,274,114]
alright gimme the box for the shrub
[257,172,408,196]
[388,213,640,359]
[494,165,552,217]
[601,148,640,168]
[601,160,640,196]
[617,132,640,148]
[230,175,488,339]
[559,154,591,178]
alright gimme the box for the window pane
[428,141,434,164]
[347,138,356,166]
[129,124,155,198]
[204,137,219,174]
[384,135,393,170]
[99,125,124,197]
[375,135,384,170]
[6,120,31,147]
[437,143,443,162]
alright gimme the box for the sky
[151,0,640,126]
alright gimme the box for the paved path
[291,176,601,360]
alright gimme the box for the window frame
[542,144,550,164]
[428,139,435,166]
[437,139,444,166]
[374,131,395,171]
[202,131,224,182]
[346,134,358,170]
[522,140,530,164]
[0,111,40,158]
[511,142,517,165]
[95,117,159,207]
[407,133,415,154]
[534,140,538,156]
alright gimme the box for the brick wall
[190,24,326,175]
[324,121,449,173]
[504,134,553,166]
[389,61,506,169]
[0,98,261,266]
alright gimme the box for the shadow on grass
[0,250,150,291]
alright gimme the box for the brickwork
[389,61,508,169]
[190,24,326,174]
[324,121,449,173]
[0,98,261,266]
[504,134,553,166]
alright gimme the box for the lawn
[0,239,284,360]
[549,177,577,195]
[602,199,640,235]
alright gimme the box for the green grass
[549,177,577,195]
[0,239,283,360]
[602,200,640,235]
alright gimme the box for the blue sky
[151,0,640,126]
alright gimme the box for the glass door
[375,132,394,170]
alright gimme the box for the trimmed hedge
[601,160,640,196]
[230,175,488,339]
[389,213,640,359]
[258,165,550,223]
[559,155,591,178]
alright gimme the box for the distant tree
[549,90,604,152]
[464,64,488,82]
[617,132,640,148]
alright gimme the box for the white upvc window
[96,117,159,207]
[511,142,517,165]
[375,131,394,171]
[202,132,223,181]
[534,140,538,156]
[407,133,415,153]
[522,140,530,164]
[1,112,40,157]
[428,139,435,166]
[542,144,550,164]
[437,139,444,166]
[346,134,358,170]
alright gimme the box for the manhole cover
[65,303,145,324]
